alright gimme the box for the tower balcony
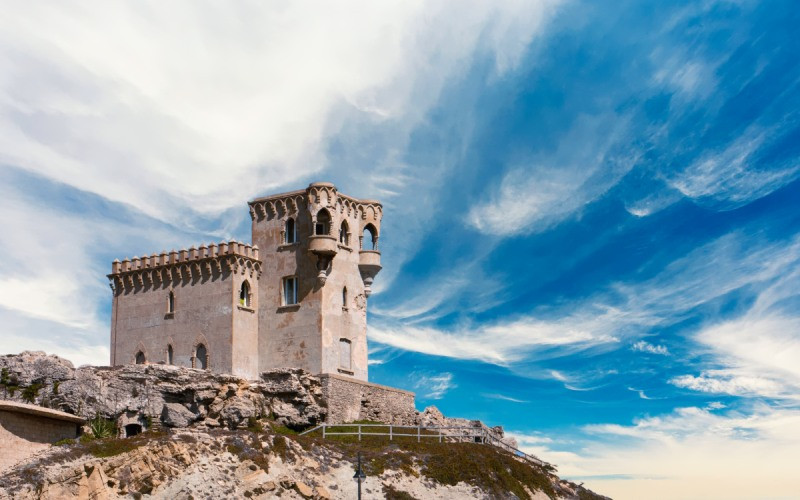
[308,235,338,256]
[358,250,382,297]
[308,235,338,285]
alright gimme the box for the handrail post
[389,425,393,441]
[322,424,326,439]
[358,424,362,442]
[439,429,442,443]
[417,425,421,442]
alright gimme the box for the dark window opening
[339,220,350,245]
[283,277,298,305]
[195,344,208,370]
[167,345,174,365]
[285,218,296,244]
[167,291,175,313]
[315,209,331,235]
[239,281,251,307]
[342,287,348,308]
[135,351,145,365]
[363,224,378,250]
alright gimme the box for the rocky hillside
[0,352,609,499]
[0,422,608,499]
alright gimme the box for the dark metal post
[353,451,366,500]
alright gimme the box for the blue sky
[1,1,799,498]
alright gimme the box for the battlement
[248,182,383,223]
[108,240,261,291]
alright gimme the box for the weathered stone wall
[0,410,79,472]
[319,374,417,425]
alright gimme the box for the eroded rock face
[0,352,325,431]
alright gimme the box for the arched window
[362,224,378,250]
[285,218,296,244]
[239,281,251,307]
[195,344,208,370]
[339,339,352,370]
[167,345,174,365]
[315,209,331,235]
[167,291,175,313]
[339,220,350,245]
[135,351,146,365]
[342,287,348,309]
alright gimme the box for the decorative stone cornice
[247,183,382,222]
[108,241,261,292]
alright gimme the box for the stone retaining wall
[319,374,417,425]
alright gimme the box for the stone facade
[108,182,383,382]
[319,374,417,425]
[0,401,83,472]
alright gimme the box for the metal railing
[299,423,548,467]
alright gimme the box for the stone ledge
[0,401,84,424]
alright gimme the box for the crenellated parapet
[248,183,383,229]
[108,241,261,292]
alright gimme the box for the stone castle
[108,182,383,382]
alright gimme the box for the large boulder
[160,403,199,428]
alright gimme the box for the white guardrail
[299,423,549,468]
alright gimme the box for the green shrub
[89,415,117,439]
[21,383,44,403]
[52,381,60,395]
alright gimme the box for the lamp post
[353,452,366,500]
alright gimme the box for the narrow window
[342,287,348,309]
[135,351,146,365]
[239,281,251,307]
[195,344,208,370]
[363,224,377,250]
[167,345,173,365]
[283,277,298,305]
[285,218,296,244]
[339,339,352,370]
[167,291,175,313]
[339,220,350,245]
[315,209,331,235]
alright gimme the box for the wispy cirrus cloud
[412,371,455,400]
[631,341,669,356]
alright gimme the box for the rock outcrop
[0,352,325,431]
[0,426,609,500]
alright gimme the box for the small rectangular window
[283,277,298,305]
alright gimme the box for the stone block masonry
[319,374,417,425]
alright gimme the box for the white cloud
[0,1,562,222]
[482,393,529,403]
[513,405,800,499]
[370,311,620,365]
[468,113,638,236]
[631,340,670,356]
[668,125,800,208]
[412,372,455,400]
[372,231,799,367]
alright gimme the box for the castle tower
[248,182,382,381]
